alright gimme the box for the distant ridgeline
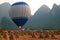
[24,4,60,30]
[0,2,10,23]
[0,2,60,30]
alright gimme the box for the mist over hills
[24,4,60,30]
[0,17,18,30]
[46,4,60,30]
[23,5,50,30]
[0,2,60,30]
[0,2,19,30]
[0,2,11,23]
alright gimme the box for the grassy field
[0,30,60,40]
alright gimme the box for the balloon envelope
[9,2,31,27]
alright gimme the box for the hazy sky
[0,0,60,15]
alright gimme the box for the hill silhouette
[0,2,11,23]
[0,16,19,30]
[24,4,60,30]
[23,5,50,30]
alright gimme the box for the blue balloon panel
[12,2,28,6]
[12,17,28,26]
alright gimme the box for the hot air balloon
[9,2,31,29]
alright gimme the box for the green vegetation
[0,17,19,30]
